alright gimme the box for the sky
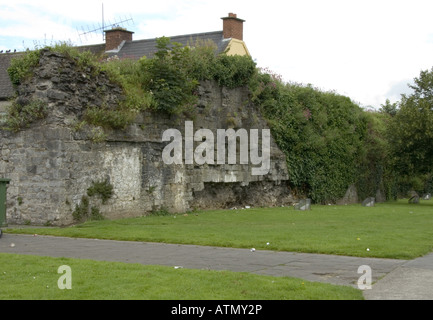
[1,0,433,109]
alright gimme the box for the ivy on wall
[250,72,368,203]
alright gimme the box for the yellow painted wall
[225,39,251,57]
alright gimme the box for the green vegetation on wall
[250,71,368,203]
[73,179,113,222]
[6,39,432,203]
[7,50,41,86]
[4,99,48,132]
[138,37,256,113]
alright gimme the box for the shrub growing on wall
[251,71,368,203]
[138,37,200,114]
[7,50,41,86]
[138,37,256,114]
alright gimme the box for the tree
[380,99,398,117]
[387,68,433,175]
[139,37,199,114]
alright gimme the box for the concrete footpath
[1,233,432,300]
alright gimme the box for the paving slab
[363,252,433,300]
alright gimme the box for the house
[92,12,250,59]
[0,13,249,105]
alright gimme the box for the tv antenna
[77,3,134,43]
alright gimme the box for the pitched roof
[115,31,230,60]
[78,43,106,56]
[78,30,230,60]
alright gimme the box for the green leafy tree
[380,99,398,117]
[139,37,199,114]
[387,68,433,176]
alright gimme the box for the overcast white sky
[1,0,433,108]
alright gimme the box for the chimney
[221,13,245,40]
[104,27,134,51]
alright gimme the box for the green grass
[0,253,363,300]
[7,200,433,260]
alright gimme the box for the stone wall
[0,49,292,226]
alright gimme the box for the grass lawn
[6,200,433,260]
[0,253,363,300]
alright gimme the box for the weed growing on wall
[73,180,113,222]
[7,50,41,86]
[87,179,114,204]
[4,99,48,132]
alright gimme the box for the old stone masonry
[0,49,292,226]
